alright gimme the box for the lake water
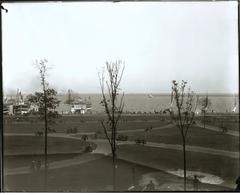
[56,94,239,114]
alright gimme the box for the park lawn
[3,119,169,134]
[4,154,79,169]
[4,136,96,155]
[4,156,157,192]
[4,155,228,192]
[123,125,238,152]
[4,114,171,123]
[118,144,238,187]
[208,122,239,131]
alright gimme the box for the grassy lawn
[122,125,238,151]
[4,155,228,192]
[118,144,238,185]
[4,119,169,134]
[208,122,239,131]
[4,136,96,155]
[4,154,79,169]
[4,156,157,191]
[3,115,238,191]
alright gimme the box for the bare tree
[199,94,211,128]
[34,59,50,191]
[167,80,198,191]
[98,60,125,191]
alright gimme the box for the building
[71,97,92,114]
[13,104,30,115]
[3,104,9,115]
[3,89,39,115]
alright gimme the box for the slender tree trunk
[44,89,48,191]
[0,7,3,192]
[183,137,187,191]
[203,111,206,128]
[132,166,136,186]
[112,149,116,191]
[238,4,240,176]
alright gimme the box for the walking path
[4,153,104,176]
[196,123,239,137]
[119,141,238,159]
[118,123,174,133]
[3,123,173,137]
[4,123,238,190]
[4,132,238,176]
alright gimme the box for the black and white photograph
[1,0,239,191]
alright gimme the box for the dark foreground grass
[4,136,96,155]
[4,156,157,191]
[124,125,238,151]
[4,155,228,192]
[118,144,238,186]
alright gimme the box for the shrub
[73,127,78,133]
[135,138,146,145]
[85,144,93,152]
[81,135,88,141]
[116,135,128,141]
[96,130,102,135]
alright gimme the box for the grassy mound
[4,135,96,155]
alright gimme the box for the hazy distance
[2,2,238,95]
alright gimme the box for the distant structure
[71,97,92,114]
[3,89,39,115]
[65,89,74,105]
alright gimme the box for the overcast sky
[2,1,238,94]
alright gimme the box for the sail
[232,94,237,113]
[232,106,236,113]
[148,94,153,98]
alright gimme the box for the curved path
[196,123,239,137]
[118,141,238,159]
[4,132,238,176]
[4,153,104,176]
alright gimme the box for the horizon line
[3,91,239,96]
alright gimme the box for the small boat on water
[232,94,237,113]
[148,94,154,98]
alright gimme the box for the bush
[85,144,93,152]
[66,128,78,134]
[47,127,56,133]
[81,135,88,141]
[96,130,102,135]
[116,135,128,141]
[35,131,43,136]
[135,138,146,145]
[72,127,78,133]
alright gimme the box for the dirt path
[4,133,238,176]
[4,153,104,176]
[118,123,174,133]
[118,141,238,159]
[196,123,239,137]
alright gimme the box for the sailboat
[148,94,154,98]
[163,92,173,114]
[232,94,237,113]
